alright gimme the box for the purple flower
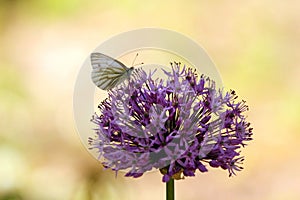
[89,63,253,182]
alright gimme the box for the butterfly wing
[91,53,130,90]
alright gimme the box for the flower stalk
[166,178,174,200]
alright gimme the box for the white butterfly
[91,53,135,90]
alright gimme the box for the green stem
[166,178,174,200]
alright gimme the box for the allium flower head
[89,63,253,182]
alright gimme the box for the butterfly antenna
[132,53,144,67]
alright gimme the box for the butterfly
[90,53,135,90]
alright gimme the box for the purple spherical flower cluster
[89,63,253,182]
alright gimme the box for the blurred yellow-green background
[1,0,299,199]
